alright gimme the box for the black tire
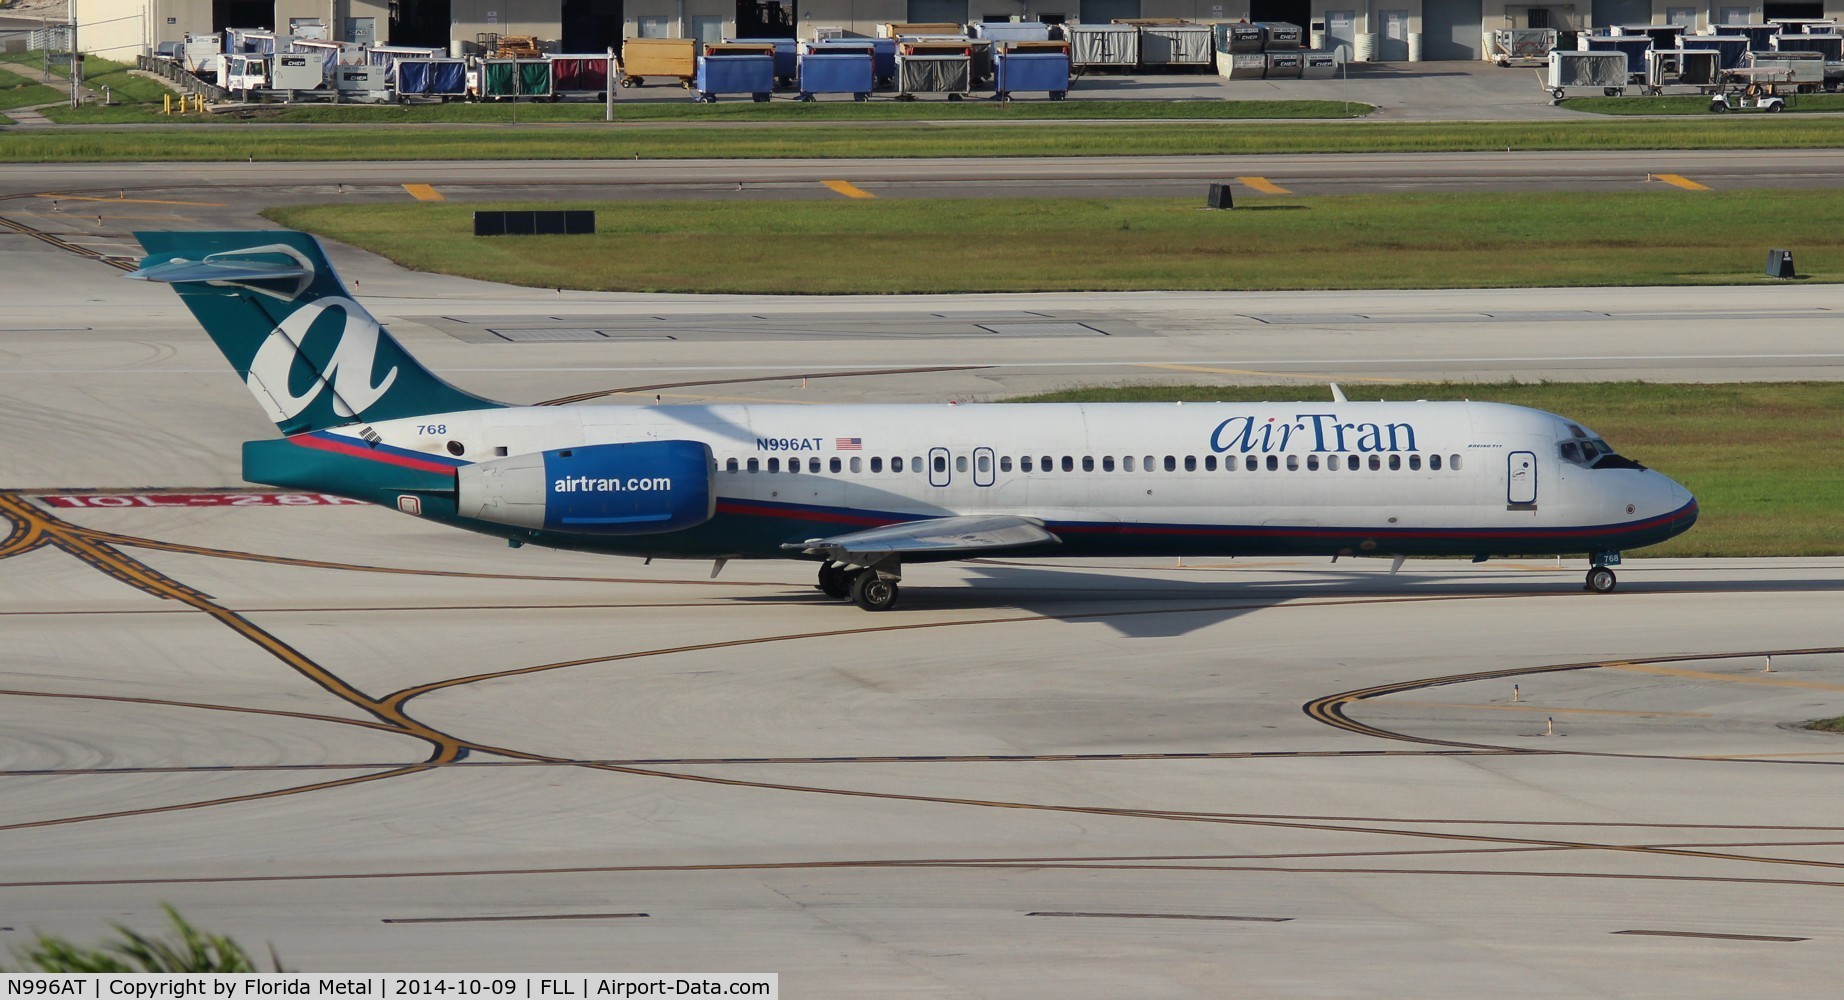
[850,573,899,611]
[620,76,639,88]
[1709,102,1726,113]
[817,563,851,599]
[1767,101,1784,112]
[1586,567,1617,594]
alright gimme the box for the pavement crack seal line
[0,215,138,271]
[14,489,1844,883]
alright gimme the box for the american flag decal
[835,437,862,451]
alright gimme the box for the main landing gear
[1584,551,1622,594]
[816,560,902,611]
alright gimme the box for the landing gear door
[1507,450,1538,506]
[928,447,951,488]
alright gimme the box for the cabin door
[1507,451,1538,506]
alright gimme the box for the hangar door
[1420,0,1481,60]
[1080,0,1142,21]
[1591,0,1652,23]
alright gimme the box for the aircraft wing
[784,514,1060,560]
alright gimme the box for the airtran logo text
[1210,413,1419,454]
[553,476,675,493]
[246,296,399,423]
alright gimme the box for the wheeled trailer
[1545,49,1628,101]
[796,40,874,101]
[695,44,775,102]
[620,37,697,89]
[991,41,1070,100]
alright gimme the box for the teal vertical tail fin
[130,230,501,436]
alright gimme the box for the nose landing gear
[1584,551,1622,593]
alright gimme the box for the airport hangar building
[80,0,1797,74]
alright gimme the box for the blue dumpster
[729,37,798,85]
[695,53,775,102]
[797,43,875,100]
[992,49,1068,100]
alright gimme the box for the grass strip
[1570,93,1844,115]
[0,72,62,111]
[1011,381,1844,559]
[14,116,1844,160]
[43,97,1371,125]
[265,190,1844,294]
[1809,717,1844,732]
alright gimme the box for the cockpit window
[1560,442,1583,463]
[1561,434,1646,471]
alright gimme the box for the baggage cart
[1139,24,1214,67]
[620,37,697,88]
[991,41,1069,99]
[367,45,445,77]
[1645,48,1722,92]
[394,58,469,99]
[547,54,614,99]
[879,22,965,37]
[973,22,1053,42]
[1581,34,1650,77]
[1545,49,1628,99]
[1489,27,1556,66]
[1066,23,1139,68]
[1726,23,1782,49]
[1773,32,1842,60]
[896,40,973,98]
[1681,35,1751,70]
[728,37,799,86]
[1739,49,1824,90]
[695,44,775,101]
[796,40,874,100]
[479,58,553,99]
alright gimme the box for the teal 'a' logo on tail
[131,231,501,436]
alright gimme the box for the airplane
[127,230,1700,611]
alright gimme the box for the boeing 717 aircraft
[129,231,1699,611]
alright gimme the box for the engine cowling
[455,440,714,535]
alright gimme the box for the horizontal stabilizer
[126,257,310,284]
[784,513,1059,559]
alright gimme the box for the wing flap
[784,514,1059,558]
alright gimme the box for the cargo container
[796,40,874,99]
[1725,23,1782,49]
[1216,50,1267,77]
[1214,22,1266,52]
[225,28,276,55]
[1066,23,1139,68]
[367,45,445,77]
[1489,27,1556,65]
[1773,32,1842,59]
[1681,35,1751,70]
[1301,49,1340,77]
[896,40,973,98]
[287,38,352,76]
[394,58,469,98]
[1581,34,1651,77]
[1545,49,1627,99]
[696,45,775,101]
[879,22,966,37]
[1139,24,1213,67]
[1741,48,1825,90]
[1264,50,1303,77]
[1256,21,1303,49]
[992,40,1069,98]
[182,33,223,79]
[479,58,553,98]
[1645,48,1722,91]
[620,37,698,88]
[728,37,799,85]
[333,64,390,101]
[271,52,325,90]
[973,22,1054,42]
[547,54,614,98]
[1608,23,1681,48]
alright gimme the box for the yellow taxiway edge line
[1384,700,1712,718]
[822,179,876,199]
[36,193,229,207]
[1604,661,1844,692]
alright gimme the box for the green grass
[1809,716,1844,732]
[0,50,174,111]
[0,63,62,111]
[1569,93,1844,115]
[265,190,1844,295]
[14,116,1844,161]
[45,97,1371,125]
[1012,381,1844,559]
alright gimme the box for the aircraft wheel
[817,563,851,599]
[850,573,899,611]
[1586,566,1617,594]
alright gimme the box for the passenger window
[1123,456,1136,472]
[771,458,783,472]
[1245,455,1258,471]
[1204,455,1217,471]
[952,455,964,473]
[913,456,922,472]
[1102,456,1115,472]
[1000,456,1012,472]
[1307,455,1320,471]
[850,457,862,473]
[1021,456,1034,472]
[1163,456,1176,472]
[1082,456,1094,472]
[1430,454,1442,471]
[1144,455,1155,471]
[1287,455,1299,471]
[1184,456,1197,472]
[1408,454,1421,471]
[978,454,991,473]
[1388,454,1401,471]
[1043,455,1053,471]
[747,458,760,472]
[893,456,905,472]
[870,457,883,473]
[1061,456,1074,472]
[787,458,799,474]
[933,455,947,473]
[1328,454,1341,471]
[1369,455,1381,471]
[831,457,843,473]
[726,458,739,472]
[1266,455,1278,471]
[1451,454,1462,470]
[810,457,822,473]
